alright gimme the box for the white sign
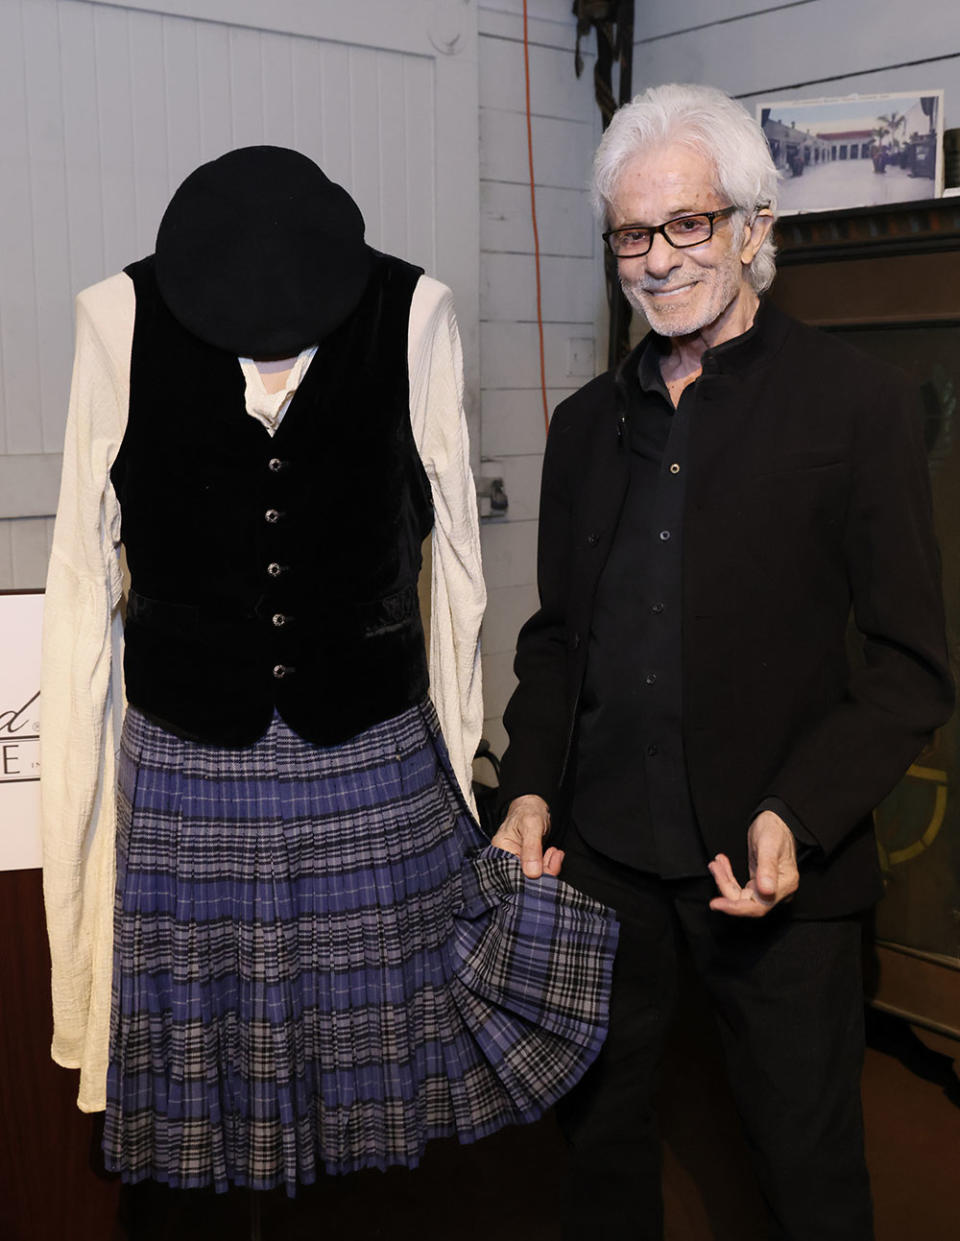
[1,593,43,870]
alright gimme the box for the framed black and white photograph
[758,90,945,214]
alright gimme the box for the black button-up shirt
[572,336,707,877]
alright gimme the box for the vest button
[272,664,291,679]
[267,562,284,577]
[265,509,281,524]
[272,613,287,628]
[268,457,287,473]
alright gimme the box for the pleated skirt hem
[105,699,617,1193]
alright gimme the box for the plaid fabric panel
[104,700,617,1193]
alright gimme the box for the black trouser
[556,826,873,1241]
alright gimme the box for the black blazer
[499,301,954,918]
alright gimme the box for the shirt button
[651,602,664,614]
[645,673,657,686]
[268,457,287,473]
[272,664,290,679]
[265,509,281,524]
[587,533,600,547]
[659,530,671,541]
[272,613,287,628]
[669,463,680,475]
[647,743,659,757]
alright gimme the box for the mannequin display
[40,146,617,1194]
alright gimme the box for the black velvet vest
[112,252,433,747]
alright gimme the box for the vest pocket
[126,589,201,639]
[356,584,420,637]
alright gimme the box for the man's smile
[642,282,697,297]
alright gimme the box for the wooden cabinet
[772,198,960,1039]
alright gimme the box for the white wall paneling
[476,0,603,734]
[480,36,596,120]
[490,452,543,522]
[0,455,64,520]
[480,648,518,723]
[480,319,596,389]
[480,109,595,187]
[0,519,55,592]
[480,714,510,763]
[634,0,822,45]
[479,0,577,26]
[480,581,539,655]
[481,252,597,322]
[480,182,594,255]
[481,386,577,456]
[633,1,960,125]
[0,0,480,589]
[477,514,539,591]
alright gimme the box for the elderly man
[494,83,953,1240]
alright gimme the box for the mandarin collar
[697,297,789,376]
[621,296,790,400]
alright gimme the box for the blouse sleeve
[40,273,132,1111]
[407,276,485,811]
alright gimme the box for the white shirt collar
[237,345,318,435]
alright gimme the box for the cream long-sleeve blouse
[40,271,486,1113]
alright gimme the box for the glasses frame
[602,205,739,257]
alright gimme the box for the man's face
[608,143,753,339]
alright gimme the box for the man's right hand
[490,794,562,879]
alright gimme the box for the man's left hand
[708,811,799,917]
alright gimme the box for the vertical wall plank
[348,46,383,248]
[0,522,13,590]
[318,42,352,186]
[377,53,409,259]
[163,13,203,190]
[196,20,233,160]
[129,10,172,251]
[261,29,297,146]
[22,0,73,455]
[403,56,436,271]
[290,36,323,163]
[59,0,105,293]
[93,5,139,276]
[228,24,266,148]
[9,518,53,590]
[0,0,40,457]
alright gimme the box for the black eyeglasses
[602,206,738,257]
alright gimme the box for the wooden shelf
[775,196,960,265]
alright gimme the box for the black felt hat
[154,146,373,357]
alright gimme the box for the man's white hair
[592,82,780,294]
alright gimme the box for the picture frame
[757,90,945,215]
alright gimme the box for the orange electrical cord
[522,0,550,436]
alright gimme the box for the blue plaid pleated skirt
[104,699,617,1192]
